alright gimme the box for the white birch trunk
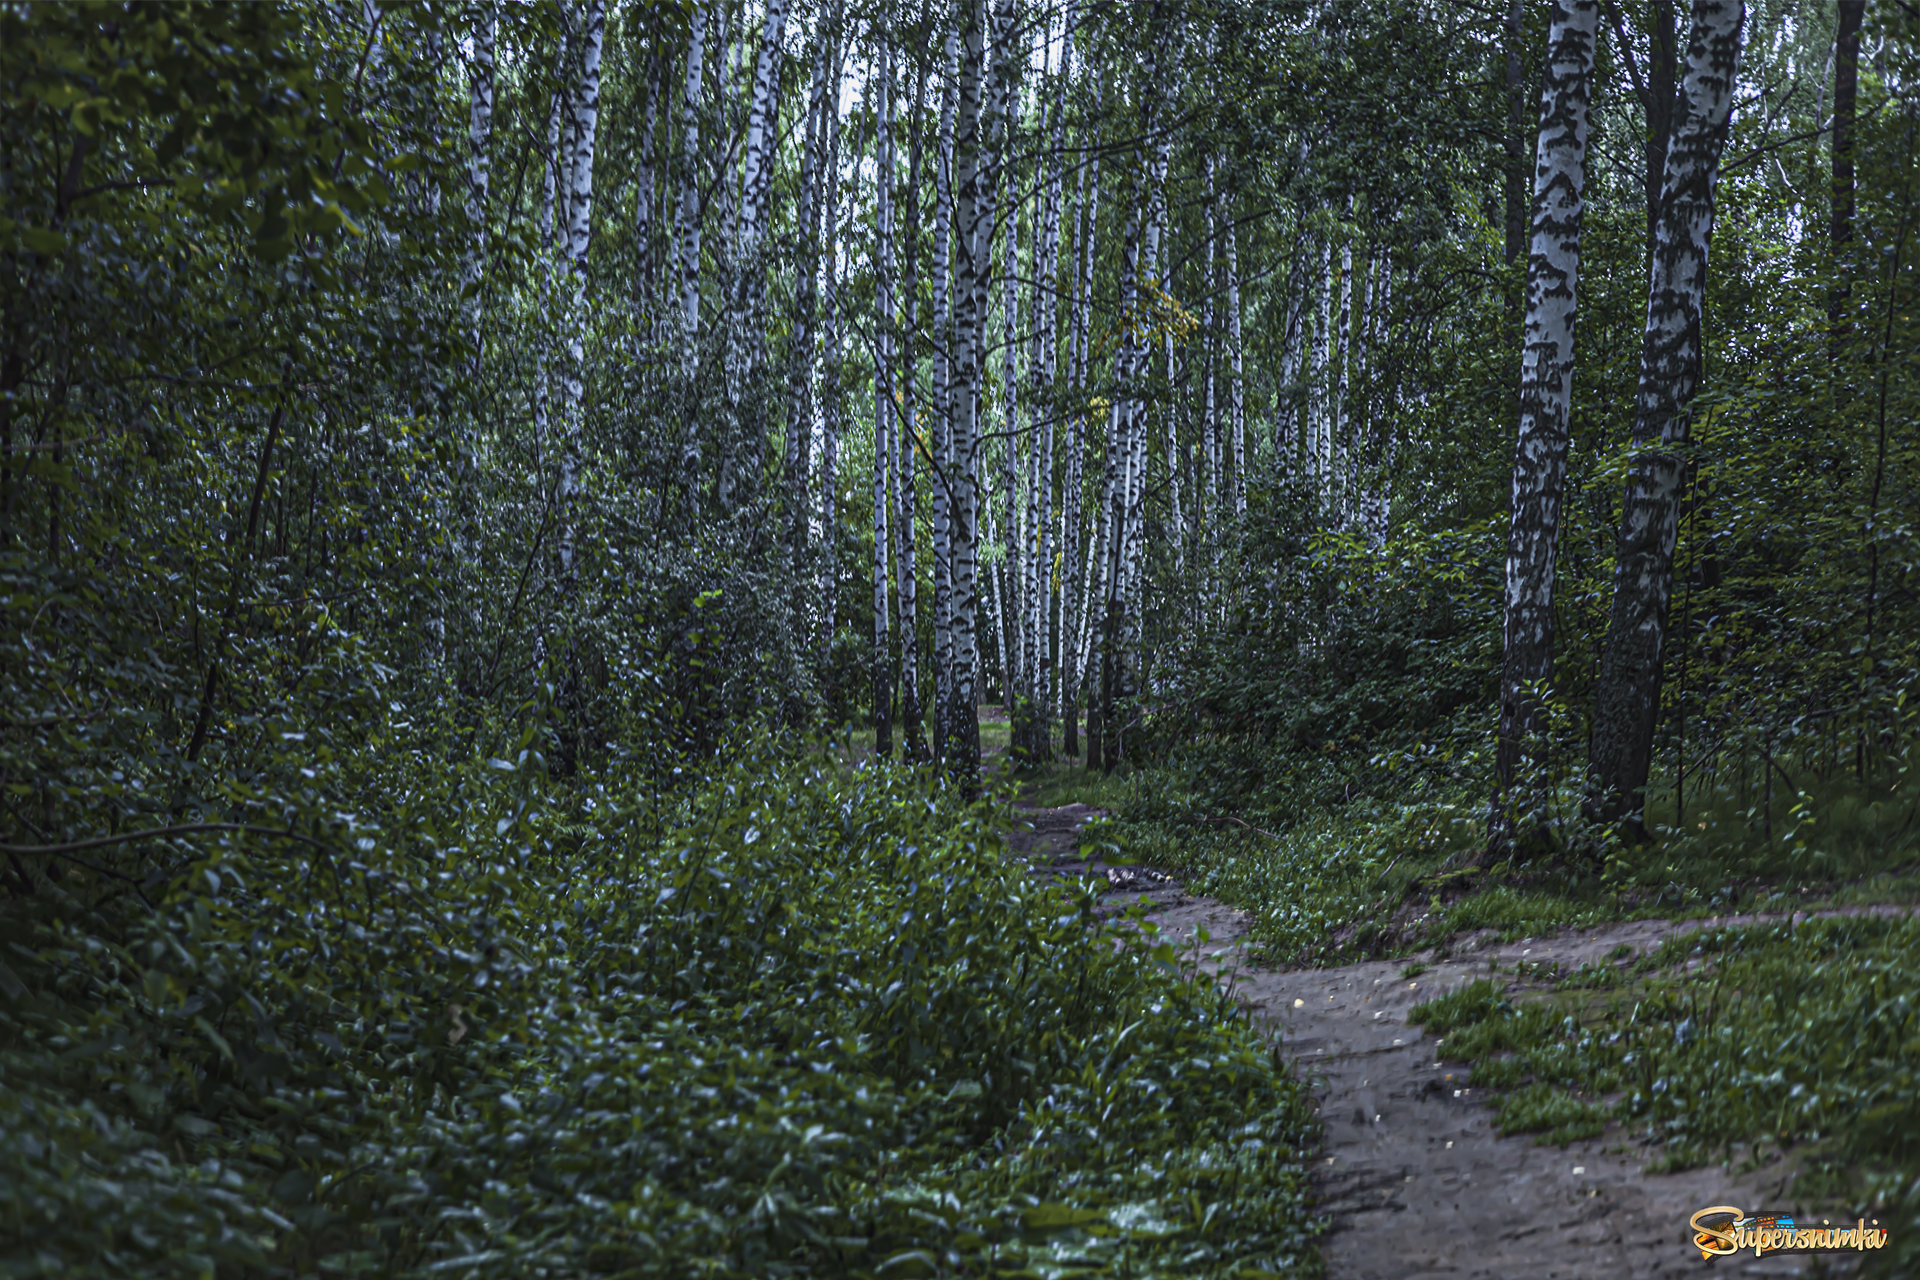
[462,1,496,372]
[1333,236,1353,522]
[870,44,894,757]
[1496,9,1602,836]
[931,23,958,764]
[1590,0,1743,825]
[818,83,844,661]
[553,0,603,596]
[897,59,929,760]
[1311,235,1332,494]
[1203,169,1219,553]
[1228,216,1245,517]
[946,0,990,788]
[1001,156,1023,734]
[785,20,834,650]
[1277,257,1303,481]
[533,84,563,469]
[1062,80,1099,758]
[675,4,709,377]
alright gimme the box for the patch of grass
[1023,763,1137,811]
[1407,978,1512,1036]
[1107,794,1487,963]
[1428,884,1621,942]
[1410,914,1920,1273]
[1490,1083,1608,1144]
[1093,747,1920,964]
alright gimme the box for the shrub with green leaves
[1,743,1320,1278]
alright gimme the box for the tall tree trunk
[1026,12,1069,764]
[1122,23,1179,734]
[1588,0,1744,831]
[720,0,791,510]
[1228,214,1246,518]
[871,43,895,759]
[1276,244,1304,479]
[711,3,740,255]
[1097,191,1142,770]
[462,1,496,372]
[932,23,958,766]
[1062,81,1099,761]
[547,0,603,774]
[1203,154,1219,573]
[1333,235,1354,522]
[1311,235,1332,494]
[558,0,604,419]
[819,84,844,663]
[1829,0,1863,331]
[946,0,990,793]
[1002,120,1026,755]
[534,82,564,472]
[674,3,710,510]
[897,56,928,762]
[785,19,835,675]
[1490,0,1601,856]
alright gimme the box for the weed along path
[1009,802,1864,1280]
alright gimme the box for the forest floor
[1007,800,1889,1280]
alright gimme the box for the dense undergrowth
[2,738,1321,1278]
[1407,916,1920,1274]
[1039,502,1920,1266]
[1084,509,1920,965]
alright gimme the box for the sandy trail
[1010,803,1873,1280]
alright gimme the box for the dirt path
[1010,803,1870,1280]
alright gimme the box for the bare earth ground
[1008,803,1883,1280]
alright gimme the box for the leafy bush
[1,742,1321,1278]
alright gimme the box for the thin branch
[2,823,338,857]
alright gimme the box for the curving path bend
[1010,802,1871,1280]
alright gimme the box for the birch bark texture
[675,4,709,378]
[945,0,989,792]
[1491,0,1601,851]
[931,24,958,766]
[870,46,894,759]
[461,1,496,372]
[556,0,604,591]
[1588,0,1744,829]
[897,60,929,763]
[785,18,835,659]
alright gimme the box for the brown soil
[1009,803,1879,1280]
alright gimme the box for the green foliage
[1410,916,1920,1272]
[2,745,1321,1278]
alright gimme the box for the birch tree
[945,0,989,790]
[871,45,895,758]
[931,23,958,765]
[674,3,710,510]
[461,0,495,373]
[1062,77,1100,760]
[818,72,845,661]
[1588,0,1744,830]
[720,0,791,509]
[785,17,835,661]
[1227,217,1245,518]
[1491,0,1601,854]
[896,55,929,762]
